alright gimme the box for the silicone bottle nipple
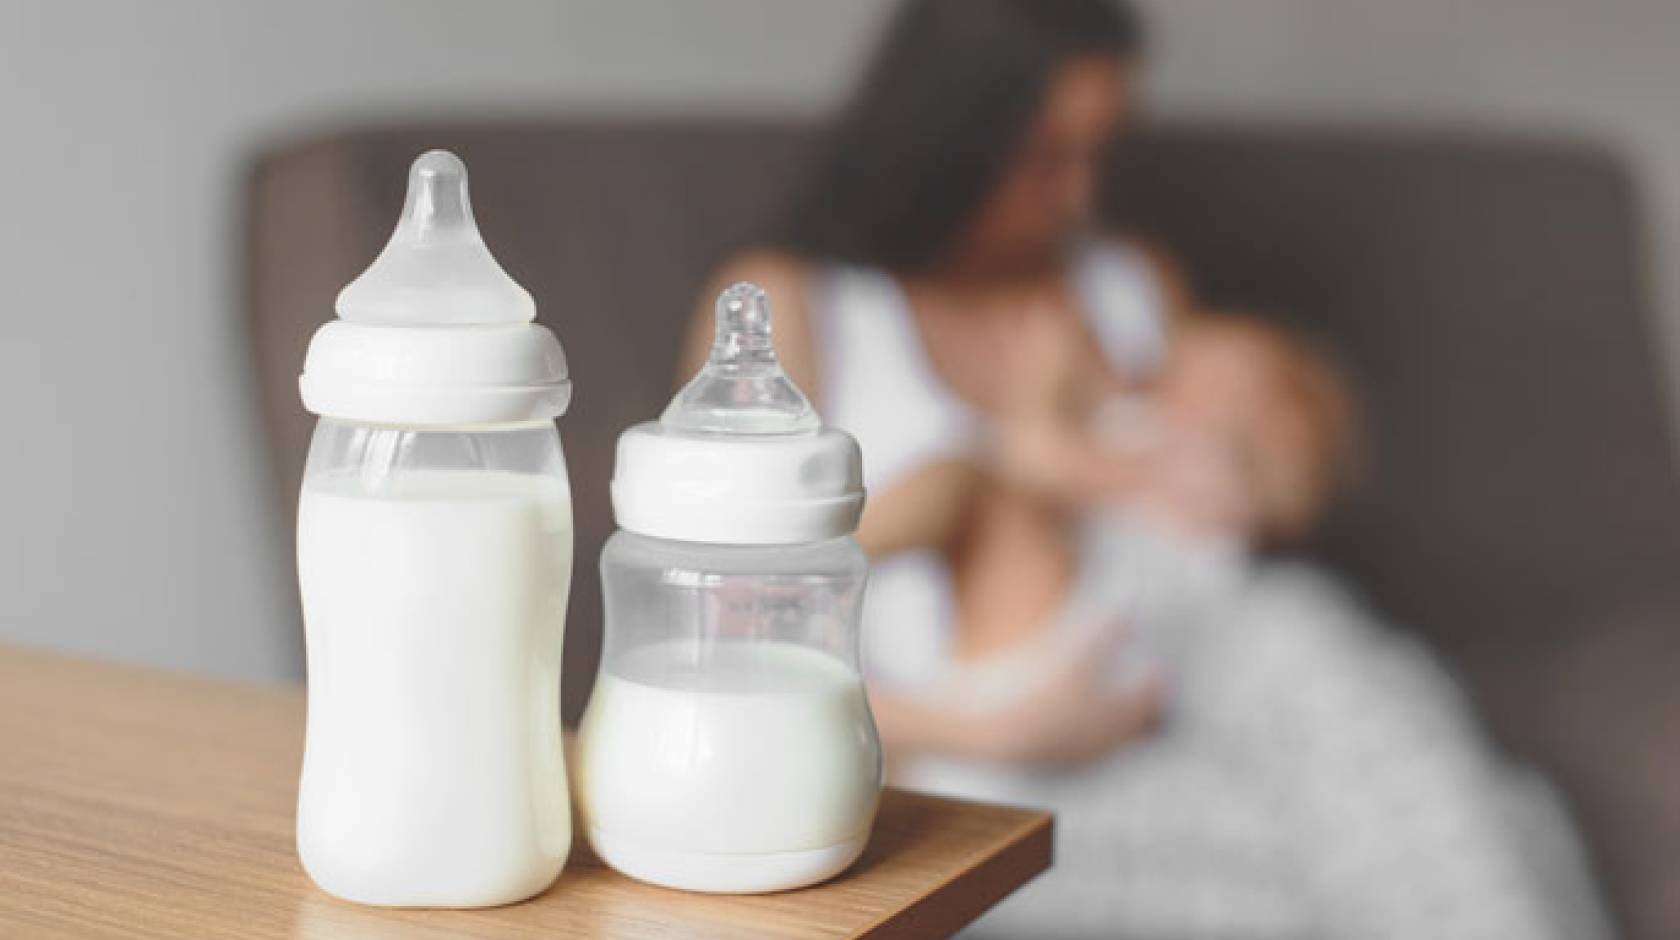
[661,282,820,435]
[335,149,535,326]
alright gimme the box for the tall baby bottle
[294,151,574,907]
[577,282,880,894]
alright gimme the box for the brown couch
[247,120,1679,938]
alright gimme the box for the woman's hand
[870,622,1165,770]
[989,309,1144,504]
[974,643,1165,767]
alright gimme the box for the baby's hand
[1134,427,1257,539]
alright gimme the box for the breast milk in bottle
[576,283,881,893]
[294,151,574,907]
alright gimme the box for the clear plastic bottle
[576,283,881,894]
[294,151,574,907]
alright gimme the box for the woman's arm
[855,458,982,559]
[869,656,1162,769]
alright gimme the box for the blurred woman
[684,1,1606,937]
[692,0,1177,733]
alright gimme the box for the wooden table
[0,645,1051,938]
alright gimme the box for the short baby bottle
[576,282,880,894]
[294,151,574,907]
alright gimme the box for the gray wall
[0,0,883,681]
[1,0,1675,682]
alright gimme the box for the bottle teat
[335,149,535,326]
[661,282,820,435]
[300,149,570,426]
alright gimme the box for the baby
[869,309,1355,765]
[958,312,1352,647]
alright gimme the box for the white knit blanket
[903,552,1610,940]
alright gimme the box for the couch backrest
[248,120,1680,724]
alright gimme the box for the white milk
[576,639,880,869]
[296,469,573,907]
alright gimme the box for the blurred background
[9,0,1680,680]
[4,1,1678,936]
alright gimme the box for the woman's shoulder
[700,248,829,338]
[707,248,815,301]
[705,247,894,315]
[719,249,916,332]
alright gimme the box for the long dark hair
[773,0,1144,273]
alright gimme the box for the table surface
[0,644,1052,939]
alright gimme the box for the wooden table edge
[0,642,1057,939]
[855,809,1053,939]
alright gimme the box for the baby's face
[1137,326,1326,542]
[1158,328,1276,442]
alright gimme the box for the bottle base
[298,841,566,909]
[305,881,552,910]
[302,872,560,910]
[586,828,869,894]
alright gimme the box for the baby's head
[1146,315,1356,547]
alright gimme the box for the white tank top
[812,241,1170,686]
